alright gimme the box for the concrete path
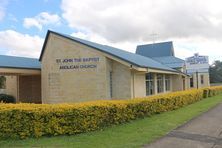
[144,103,222,148]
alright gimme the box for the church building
[0,30,209,103]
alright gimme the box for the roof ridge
[137,41,172,47]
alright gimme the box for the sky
[0,0,222,64]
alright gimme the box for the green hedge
[0,87,222,139]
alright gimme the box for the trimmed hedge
[0,86,222,139]
[202,86,222,98]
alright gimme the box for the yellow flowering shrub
[202,86,222,98]
[0,86,222,139]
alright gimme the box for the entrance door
[19,75,41,103]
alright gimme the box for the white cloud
[0,30,44,58]
[61,0,222,42]
[23,12,61,30]
[62,0,222,64]
[71,31,139,53]
[174,37,222,63]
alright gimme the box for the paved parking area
[144,103,222,148]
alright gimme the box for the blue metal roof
[39,31,179,73]
[136,41,174,57]
[152,56,185,68]
[0,55,41,70]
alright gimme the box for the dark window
[165,75,171,91]
[201,75,204,84]
[110,72,113,98]
[146,73,154,96]
[190,77,194,87]
[157,74,164,93]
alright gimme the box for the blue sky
[0,0,221,63]
[0,0,71,37]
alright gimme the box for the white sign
[186,53,208,65]
[185,53,209,73]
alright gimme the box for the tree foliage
[210,60,222,83]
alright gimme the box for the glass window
[165,75,171,91]
[0,76,6,89]
[145,73,154,96]
[157,74,164,93]
[190,77,194,87]
[201,75,204,84]
[110,72,113,98]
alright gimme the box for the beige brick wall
[184,76,190,90]
[190,72,210,88]
[133,72,146,98]
[41,34,134,103]
[42,34,109,103]
[5,75,18,100]
[172,75,184,91]
[19,75,41,103]
[111,60,132,99]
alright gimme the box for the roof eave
[39,30,51,61]
[0,66,41,70]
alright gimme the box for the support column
[163,75,166,93]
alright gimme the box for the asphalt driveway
[144,103,222,148]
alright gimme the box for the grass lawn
[1,95,222,148]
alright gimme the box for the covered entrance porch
[0,68,41,103]
[0,55,42,103]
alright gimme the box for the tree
[210,60,222,83]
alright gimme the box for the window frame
[190,77,194,88]
[201,75,204,84]
[157,74,164,93]
[145,73,154,96]
[110,71,113,98]
[165,75,171,92]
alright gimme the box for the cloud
[62,0,222,63]
[173,37,222,63]
[23,12,61,30]
[71,31,222,63]
[0,30,44,58]
[61,0,222,42]
[71,31,141,53]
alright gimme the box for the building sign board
[186,53,208,65]
[185,53,209,73]
[56,57,100,70]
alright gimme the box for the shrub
[0,87,222,139]
[0,94,16,103]
[202,86,222,98]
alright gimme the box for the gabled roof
[39,30,179,73]
[136,41,174,57]
[152,56,185,68]
[0,55,41,70]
